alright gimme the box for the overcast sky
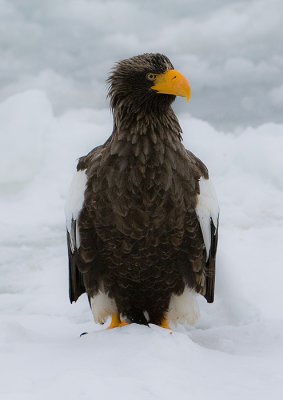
[0,0,282,130]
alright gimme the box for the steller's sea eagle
[65,53,219,329]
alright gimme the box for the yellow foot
[160,318,173,333]
[118,320,129,327]
[108,314,129,329]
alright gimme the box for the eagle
[65,53,219,330]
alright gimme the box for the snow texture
[1,2,283,398]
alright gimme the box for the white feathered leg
[90,287,118,325]
[167,287,199,326]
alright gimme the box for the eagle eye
[146,73,157,81]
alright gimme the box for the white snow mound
[0,90,53,185]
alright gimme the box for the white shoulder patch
[195,176,219,261]
[65,169,88,248]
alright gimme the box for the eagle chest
[89,142,198,268]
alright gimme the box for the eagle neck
[112,106,183,144]
[108,106,186,168]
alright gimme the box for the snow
[1,89,283,399]
[0,90,53,185]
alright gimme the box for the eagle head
[107,53,191,115]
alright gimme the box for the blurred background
[1,0,283,130]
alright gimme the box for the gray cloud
[0,0,282,129]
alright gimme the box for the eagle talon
[118,320,129,327]
[160,318,172,333]
[108,314,129,329]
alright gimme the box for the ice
[0,88,283,399]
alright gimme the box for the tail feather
[127,310,149,325]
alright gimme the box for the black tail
[127,310,149,325]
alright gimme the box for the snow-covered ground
[0,90,283,399]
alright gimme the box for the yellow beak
[151,69,191,102]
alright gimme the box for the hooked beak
[151,69,191,102]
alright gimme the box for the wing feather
[195,176,219,303]
[65,143,106,303]
[67,223,85,302]
[65,169,88,303]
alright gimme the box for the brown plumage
[66,53,219,327]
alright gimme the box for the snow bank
[0,90,53,185]
[0,90,283,399]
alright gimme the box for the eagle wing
[187,150,219,303]
[65,144,106,303]
[65,168,88,302]
[195,176,219,302]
